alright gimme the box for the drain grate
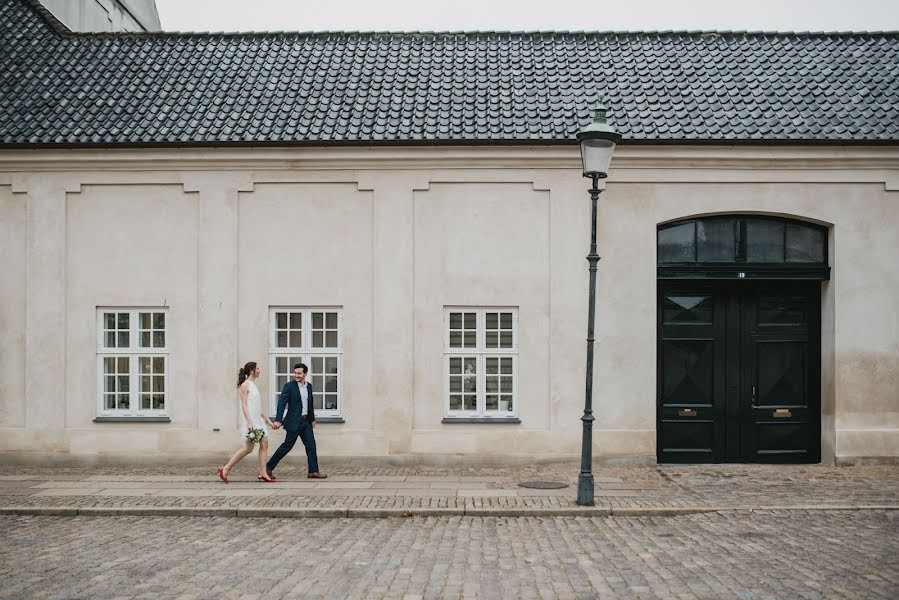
[517,481,568,489]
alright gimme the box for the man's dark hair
[293,363,308,374]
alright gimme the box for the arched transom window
[657,216,829,279]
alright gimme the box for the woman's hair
[236,361,257,388]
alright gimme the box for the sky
[156,0,899,32]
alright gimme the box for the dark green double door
[657,281,821,463]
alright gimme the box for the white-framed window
[444,307,518,418]
[268,307,343,417]
[96,308,168,417]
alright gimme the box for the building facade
[37,0,159,32]
[1,0,897,464]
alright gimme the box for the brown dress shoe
[266,470,277,480]
[307,472,328,479]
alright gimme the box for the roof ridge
[15,1,899,39]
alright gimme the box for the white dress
[240,380,270,442]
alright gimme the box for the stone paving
[1,510,896,599]
[0,463,896,515]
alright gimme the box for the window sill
[268,417,345,424]
[441,417,521,424]
[93,416,171,423]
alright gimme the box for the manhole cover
[518,481,568,489]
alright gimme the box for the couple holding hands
[217,361,327,483]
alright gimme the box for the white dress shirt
[298,380,308,416]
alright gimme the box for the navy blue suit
[266,380,319,474]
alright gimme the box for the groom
[267,362,327,479]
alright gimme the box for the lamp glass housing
[579,137,616,178]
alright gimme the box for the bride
[218,361,278,483]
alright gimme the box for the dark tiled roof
[2,0,898,147]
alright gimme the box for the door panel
[657,281,820,464]
[741,283,821,463]
[657,286,727,462]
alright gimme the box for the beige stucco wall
[0,146,896,464]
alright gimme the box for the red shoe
[217,467,229,484]
[257,474,275,483]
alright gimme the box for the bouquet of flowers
[246,427,266,444]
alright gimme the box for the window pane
[140,312,151,328]
[153,377,164,393]
[500,331,513,348]
[464,313,476,329]
[325,358,338,374]
[140,375,150,392]
[277,375,288,390]
[324,395,337,410]
[152,357,164,372]
[501,358,512,374]
[118,394,129,409]
[463,395,477,410]
[105,375,115,393]
[326,312,337,329]
[289,312,301,329]
[449,395,462,411]
[449,331,462,347]
[276,356,287,373]
[104,357,115,373]
[325,376,337,393]
[658,222,695,263]
[313,375,323,390]
[313,312,323,329]
[140,332,151,347]
[117,313,129,329]
[105,395,116,410]
[312,356,323,372]
[786,224,825,263]
[486,395,498,410]
[501,313,512,329]
[696,219,735,262]
[325,331,338,347]
[500,377,512,393]
[140,394,151,410]
[277,331,288,347]
[105,332,116,347]
[464,377,476,393]
[486,378,498,392]
[486,312,498,329]
[450,378,462,392]
[153,395,164,410]
[104,313,115,329]
[154,313,165,329]
[485,332,498,348]
[153,331,164,348]
[449,312,462,329]
[313,331,324,347]
[486,358,498,374]
[140,357,150,373]
[463,357,476,374]
[747,220,785,262]
[276,312,287,328]
[117,332,129,347]
[289,331,302,347]
[463,332,476,347]
[117,357,129,372]
[313,394,323,411]
[449,357,462,374]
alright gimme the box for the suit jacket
[276,380,315,432]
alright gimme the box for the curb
[1,504,896,519]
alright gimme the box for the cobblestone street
[2,510,897,599]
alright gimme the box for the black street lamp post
[576,100,621,506]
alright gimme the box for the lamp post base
[577,472,595,506]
